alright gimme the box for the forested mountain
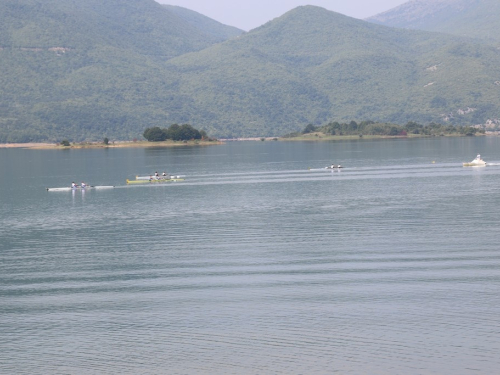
[367,0,500,44]
[162,5,244,41]
[161,6,500,137]
[0,0,235,59]
[0,0,241,142]
[1,2,500,142]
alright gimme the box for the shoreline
[0,140,224,149]
[0,143,55,148]
[2,132,498,149]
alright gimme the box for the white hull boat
[47,186,115,192]
[136,175,184,180]
[463,154,487,167]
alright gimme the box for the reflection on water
[1,138,500,374]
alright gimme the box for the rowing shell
[309,166,343,171]
[126,178,184,184]
[136,175,185,180]
[47,186,115,192]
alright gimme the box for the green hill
[1,3,500,142]
[0,0,241,142]
[367,0,500,44]
[0,0,236,58]
[162,6,500,136]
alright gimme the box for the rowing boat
[136,175,185,180]
[309,166,343,171]
[126,178,184,184]
[47,186,115,192]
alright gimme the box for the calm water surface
[1,137,500,374]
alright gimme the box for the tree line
[143,124,208,142]
[285,120,485,137]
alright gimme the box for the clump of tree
[143,124,209,142]
[302,124,318,134]
[321,120,406,136]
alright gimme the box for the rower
[81,182,87,188]
[71,182,78,188]
[162,172,167,177]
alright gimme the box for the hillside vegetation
[0,0,235,58]
[0,0,241,142]
[367,0,500,44]
[163,6,500,137]
[1,2,500,142]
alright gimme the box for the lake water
[1,137,500,374]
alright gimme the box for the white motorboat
[463,154,487,167]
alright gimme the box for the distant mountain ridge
[367,0,467,26]
[367,0,500,44]
[1,2,500,141]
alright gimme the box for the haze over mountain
[1,1,499,142]
[162,5,244,41]
[367,0,500,44]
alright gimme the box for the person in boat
[162,172,167,177]
[476,154,481,160]
[155,171,159,178]
[71,182,78,188]
[81,182,86,188]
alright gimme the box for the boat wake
[123,162,500,189]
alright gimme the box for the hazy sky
[156,0,409,31]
